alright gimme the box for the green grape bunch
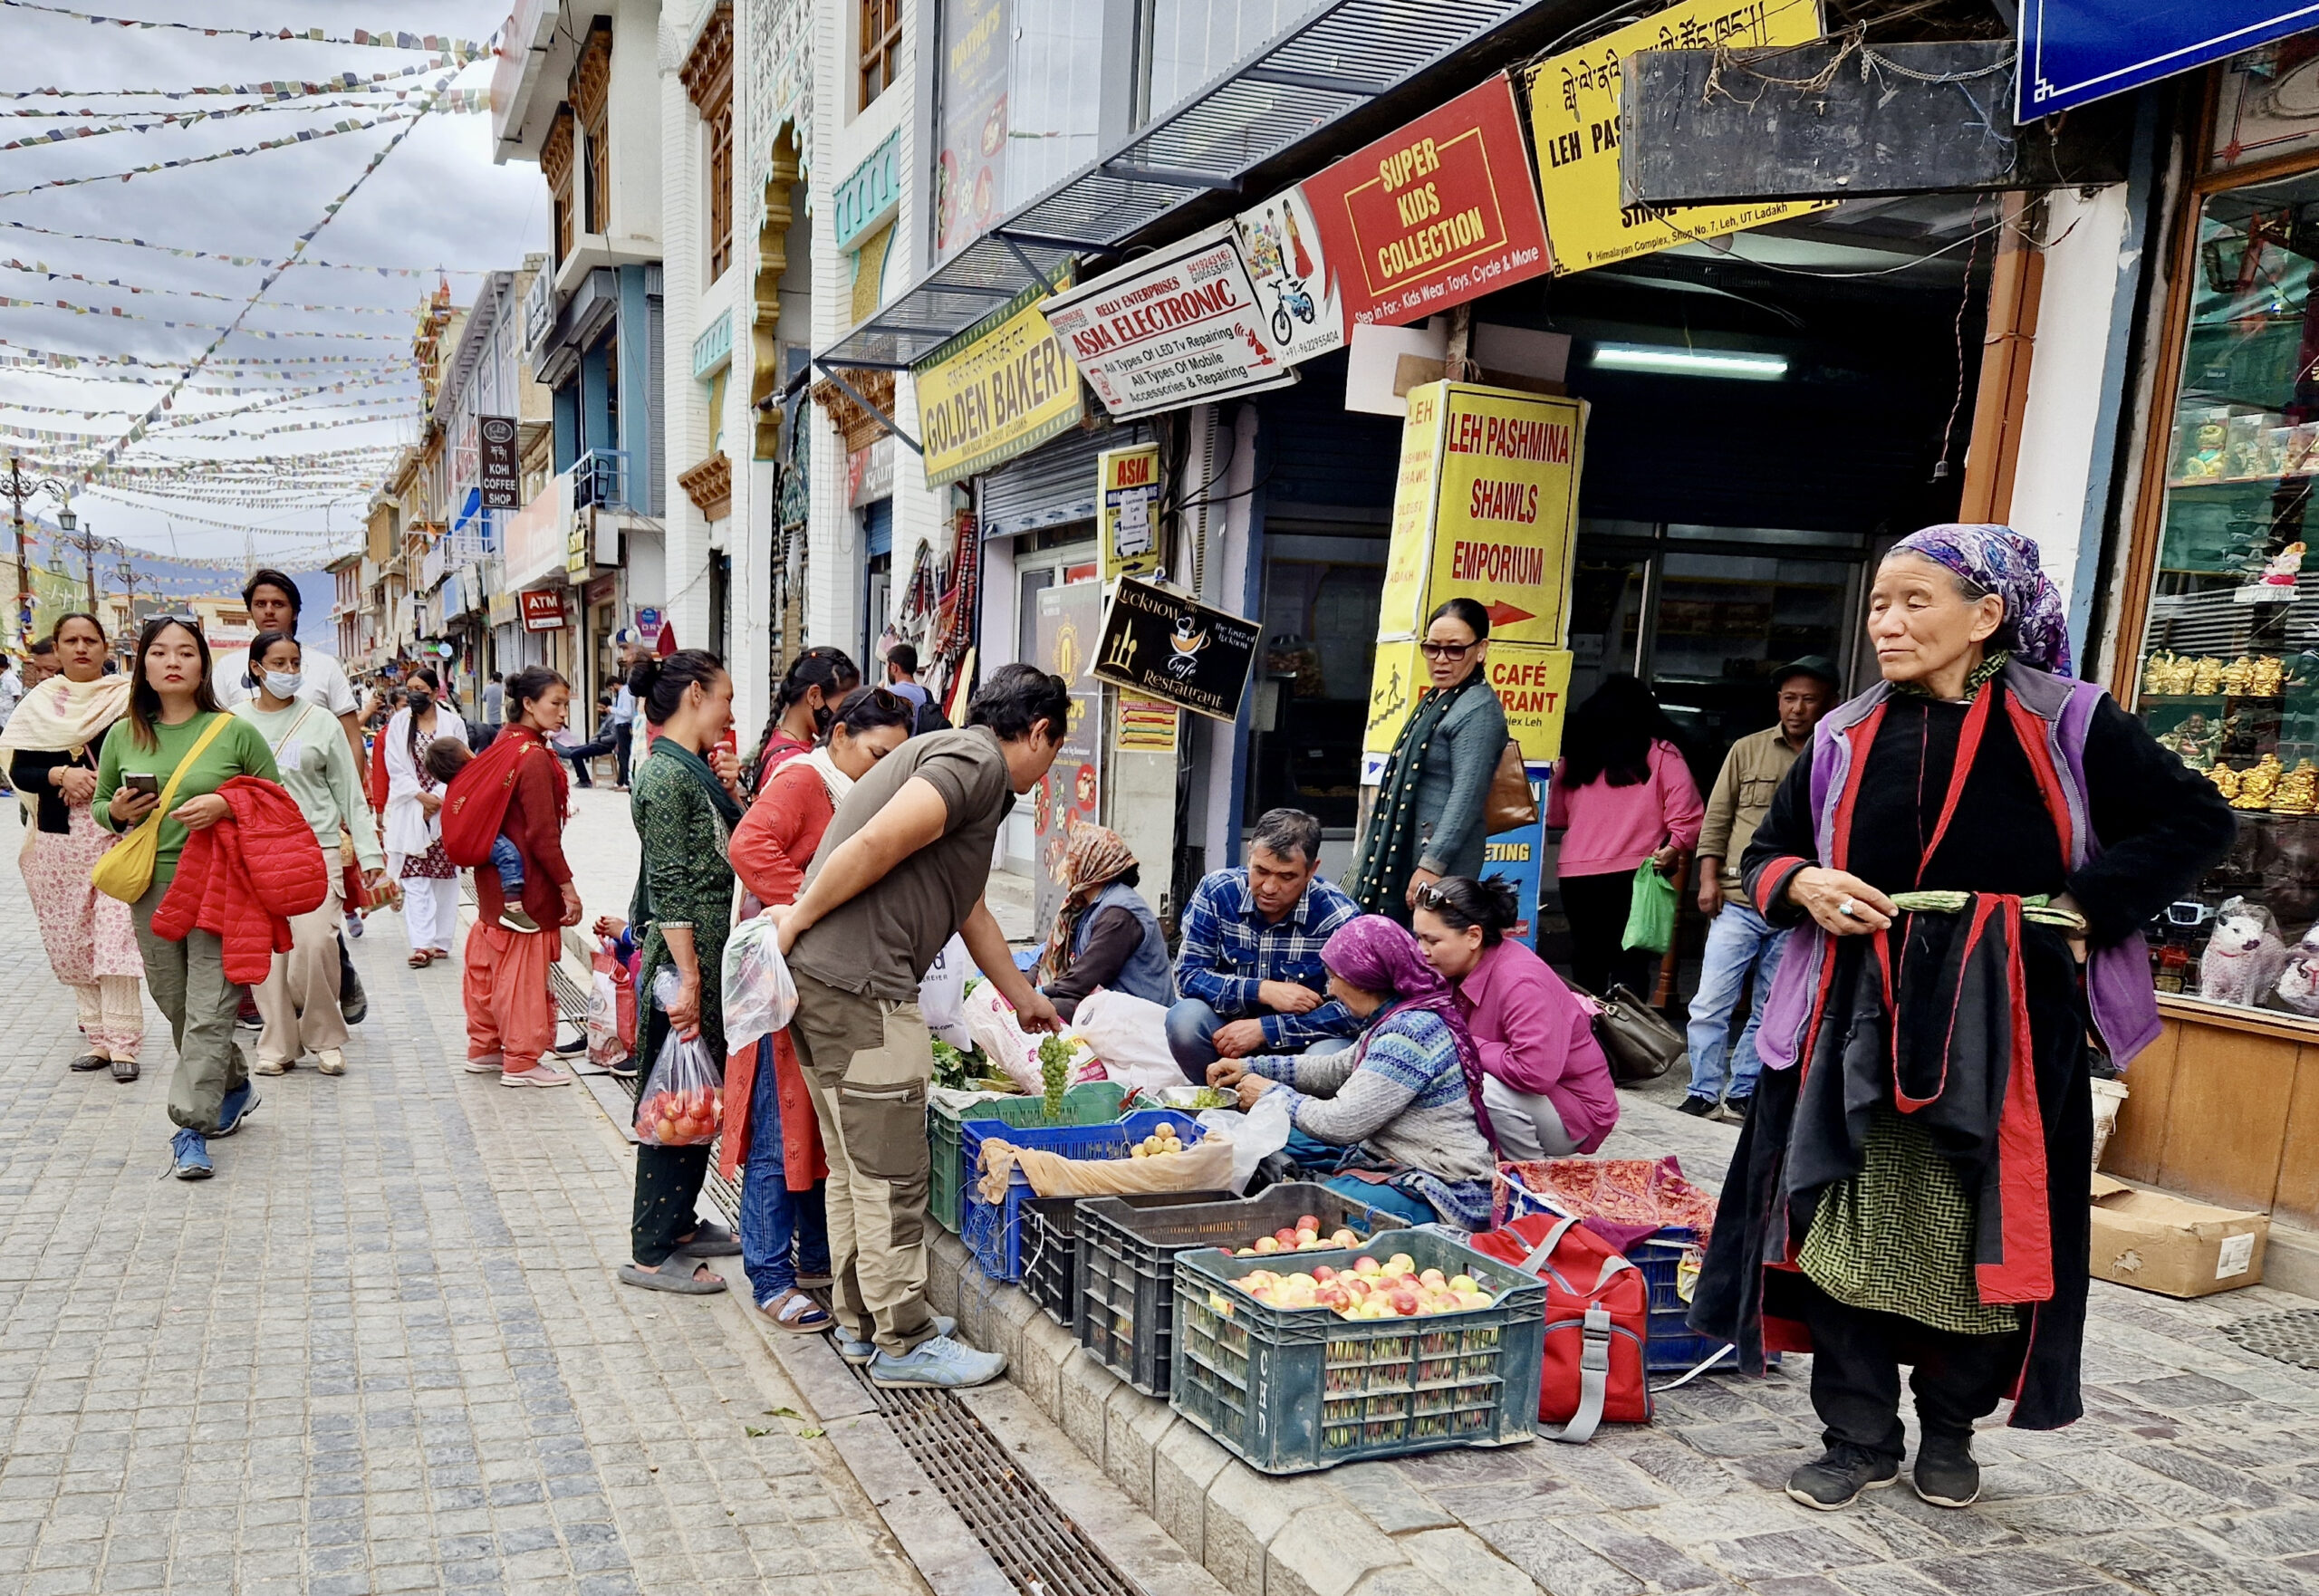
[1038,1033,1073,1120]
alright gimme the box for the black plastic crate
[1021,1191,1234,1331]
[1076,1183,1390,1397]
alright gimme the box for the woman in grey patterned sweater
[1208,914,1497,1229]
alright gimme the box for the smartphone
[122,773,159,799]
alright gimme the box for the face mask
[263,671,302,699]
[408,694,431,713]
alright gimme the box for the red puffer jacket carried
[150,775,331,984]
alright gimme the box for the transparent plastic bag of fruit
[635,967,726,1147]
[721,912,798,1055]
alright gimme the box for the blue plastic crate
[1494,1167,1736,1374]
[959,1110,1207,1284]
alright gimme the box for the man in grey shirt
[481,672,504,726]
[773,664,1070,1389]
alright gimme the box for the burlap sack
[977,1131,1236,1201]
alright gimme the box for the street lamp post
[1,455,76,649]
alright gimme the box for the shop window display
[2138,171,2319,1012]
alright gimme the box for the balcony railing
[573,447,627,512]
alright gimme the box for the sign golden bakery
[911,271,1084,489]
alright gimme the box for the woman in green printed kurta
[618,650,751,1293]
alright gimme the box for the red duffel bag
[1469,1212,1650,1442]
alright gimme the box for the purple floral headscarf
[1889,523,2074,677]
[1322,915,1497,1151]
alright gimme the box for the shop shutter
[1256,354,1400,513]
[979,424,1145,539]
[863,497,893,558]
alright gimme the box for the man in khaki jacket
[1682,656,1838,1119]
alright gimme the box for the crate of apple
[639,1084,723,1147]
[1228,1251,1494,1320]
[1230,1213,1361,1256]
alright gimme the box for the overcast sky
[0,0,546,578]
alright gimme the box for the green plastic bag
[1621,860,1676,956]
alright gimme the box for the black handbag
[1592,984,1684,1083]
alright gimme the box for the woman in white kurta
[236,631,388,1072]
[381,666,468,966]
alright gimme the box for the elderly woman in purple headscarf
[1691,525,2233,1515]
[1207,914,1498,1229]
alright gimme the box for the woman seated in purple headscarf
[1207,914,1498,1230]
[1691,524,2233,1516]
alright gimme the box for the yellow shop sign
[913,272,1084,489]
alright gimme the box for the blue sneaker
[833,1314,954,1367]
[866,1333,1006,1390]
[213,1083,260,1138]
[170,1129,212,1181]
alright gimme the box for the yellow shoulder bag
[91,711,238,905]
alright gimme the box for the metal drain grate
[859,1373,1144,1596]
[567,926,1134,1595]
[2222,1310,2319,1370]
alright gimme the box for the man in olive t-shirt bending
[773,664,1070,1389]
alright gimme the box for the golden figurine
[2192,656,2225,696]
[2222,655,2256,695]
[2168,653,2202,695]
[2144,650,2181,697]
[2210,763,2243,802]
[2252,655,2286,697]
[2275,759,2319,815]
[2235,753,2285,809]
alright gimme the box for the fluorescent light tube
[1591,343,1788,380]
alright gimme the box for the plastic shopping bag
[964,980,1047,1094]
[635,967,725,1147]
[919,934,973,1051]
[1198,1087,1293,1194]
[587,938,636,1069]
[1069,988,1183,1094]
[1621,860,1676,956]
[721,913,799,1056]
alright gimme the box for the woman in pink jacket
[1414,875,1618,1158]
[1545,674,1703,997]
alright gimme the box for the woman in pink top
[1413,875,1618,1158]
[1545,675,1704,997]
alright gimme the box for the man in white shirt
[210,568,362,769]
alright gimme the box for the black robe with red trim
[1690,683,2233,1428]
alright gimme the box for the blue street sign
[2021,1,2319,120]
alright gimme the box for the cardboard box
[2089,1175,2268,1298]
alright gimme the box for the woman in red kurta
[461,668,581,1087]
[725,684,913,1330]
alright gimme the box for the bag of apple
[634,967,726,1147]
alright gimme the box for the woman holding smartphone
[93,616,281,1180]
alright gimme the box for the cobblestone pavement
[0,814,926,1596]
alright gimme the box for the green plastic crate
[927,1083,1130,1234]
[1170,1228,1544,1475]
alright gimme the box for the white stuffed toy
[2202,898,2286,1006]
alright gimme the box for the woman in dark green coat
[618,649,751,1293]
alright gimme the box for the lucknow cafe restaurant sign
[1092,576,1260,723]
[912,270,1085,489]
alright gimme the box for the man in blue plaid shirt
[1166,809,1362,1081]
